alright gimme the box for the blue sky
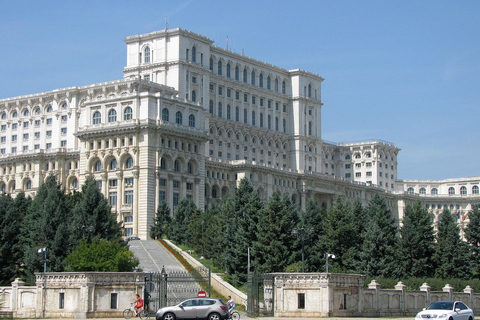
[0,1,478,180]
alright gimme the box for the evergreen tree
[0,194,17,285]
[199,204,226,265]
[397,201,436,278]
[150,201,172,240]
[299,199,324,272]
[170,198,196,245]
[20,175,72,283]
[224,178,263,286]
[253,192,297,273]
[64,238,139,272]
[434,209,473,279]
[358,194,398,278]
[69,176,122,246]
[317,197,359,272]
[465,205,480,277]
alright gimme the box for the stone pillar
[395,281,406,313]
[368,280,381,314]
[442,284,453,300]
[464,285,474,307]
[420,283,431,308]
[11,278,25,312]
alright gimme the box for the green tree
[0,194,20,285]
[64,238,139,272]
[170,198,196,245]
[224,178,263,286]
[318,197,359,272]
[253,193,297,273]
[69,176,122,246]
[299,199,324,272]
[434,209,473,279]
[358,194,398,278]
[150,201,172,240]
[397,200,436,278]
[20,175,72,283]
[464,205,480,277]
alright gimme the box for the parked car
[156,298,229,320]
[415,301,474,320]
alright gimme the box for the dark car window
[455,302,468,310]
[199,300,215,306]
[427,302,454,310]
[182,300,197,307]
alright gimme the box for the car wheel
[163,313,175,320]
[208,312,221,320]
[468,317,473,320]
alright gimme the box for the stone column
[420,283,431,308]
[394,281,406,313]
[442,284,453,300]
[368,280,381,314]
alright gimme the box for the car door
[197,299,216,319]
[454,302,470,320]
[178,299,198,320]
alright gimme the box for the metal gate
[247,273,274,317]
[144,266,211,315]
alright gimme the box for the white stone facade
[0,28,478,238]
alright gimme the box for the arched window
[282,81,286,94]
[191,90,196,102]
[174,160,180,172]
[420,188,426,195]
[283,119,286,133]
[209,57,213,71]
[160,158,166,170]
[355,153,361,159]
[110,159,117,170]
[46,105,53,113]
[124,107,133,120]
[243,109,247,124]
[267,76,271,90]
[227,105,231,120]
[11,110,17,118]
[448,187,455,195]
[125,157,133,169]
[308,84,312,97]
[275,78,279,92]
[308,121,312,135]
[0,112,5,119]
[217,61,222,75]
[93,111,101,124]
[218,103,223,118]
[191,46,196,63]
[345,155,351,160]
[187,162,193,174]
[94,160,102,172]
[162,108,169,121]
[226,63,231,78]
[209,100,214,114]
[235,107,240,122]
[275,117,279,131]
[473,186,479,194]
[71,178,78,189]
[259,74,263,88]
[61,102,68,109]
[252,111,256,126]
[34,107,40,115]
[144,47,151,63]
[25,180,32,190]
[431,188,438,195]
[460,186,467,195]
[108,109,117,122]
[243,68,247,83]
[268,115,271,129]
[188,114,195,127]
[251,71,255,85]
[175,111,182,125]
[260,113,264,127]
[23,109,29,116]
[235,66,239,80]
[407,187,414,195]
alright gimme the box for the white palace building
[0,28,478,239]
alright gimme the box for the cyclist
[227,295,235,317]
[133,294,143,315]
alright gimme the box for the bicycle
[228,311,240,320]
[123,303,148,320]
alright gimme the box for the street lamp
[38,247,48,318]
[325,253,335,273]
[200,220,205,260]
[292,227,313,272]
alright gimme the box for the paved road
[128,240,186,273]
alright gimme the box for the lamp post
[200,219,205,260]
[324,253,335,273]
[292,227,313,272]
[38,247,48,318]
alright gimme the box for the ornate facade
[0,28,478,238]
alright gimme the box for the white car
[415,301,474,320]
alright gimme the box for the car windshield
[427,302,454,310]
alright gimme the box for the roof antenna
[165,19,169,31]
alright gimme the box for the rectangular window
[46,130,52,137]
[125,178,134,187]
[12,135,17,142]
[109,192,117,205]
[235,91,240,100]
[46,143,51,150]
[34,144,40,150]
[61,115,67,122]
[227,89,231,97]
[218,86,223,95]
[125,228,133,237]
[298,293,305,309]
[59,292,65,309]
[111,293,118,309]
[61,140,67,147]
[173,193,179,206]
[23,145,28,151]
[173,181,179,189]
[345,164,351,169]
[159,179,166,187]
[345,173,351,178]
[109,179,118,187]
[61,128,67,135]
[125,190,133,204]
[186,182,193,190]
[12,123,17,130]
[159,191,166,203]
[355,163,361,168]
[34,132,40,139]
[1,137,6,143]
[0,148,5,154]
[1,125,6,131]
[355,172,361,177]
[23,121,29,128]
[244,94,248,102]
[46,118,52,125]
[367,172,372,176]
[35,120,41,127]
[125,216,133,222]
